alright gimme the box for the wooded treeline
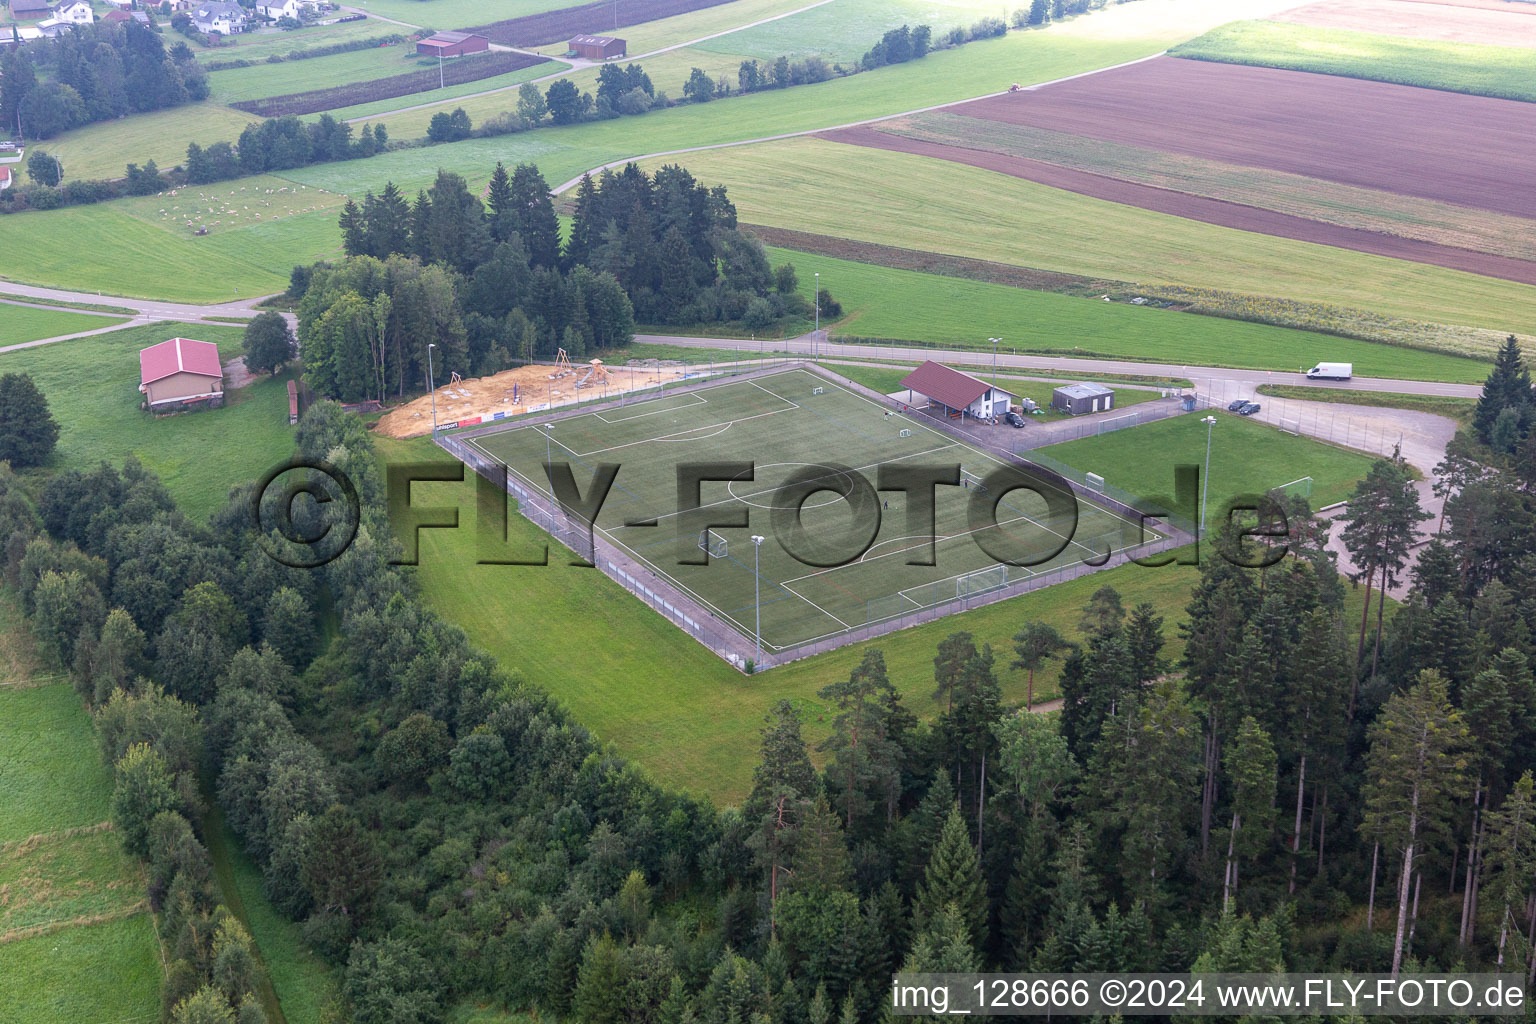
[3,346,1535,1022]
[300,160,816,402]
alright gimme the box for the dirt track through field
[823,126,1536,285]
[1273,0,1536,45]
[951,56,1536,219]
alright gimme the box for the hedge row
[229,49,546,117]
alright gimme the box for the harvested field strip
[0,828,146,939]
[647,138,1536,344]
[465,0,738,47]
[232,51,549,117]
[873,114,1536,264]
[1172,20,1536,99]
[1273,0,1536,47]
[954,56,1536,219]
[826,126,1536,285]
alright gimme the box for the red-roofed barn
[899,360,1015,422]
[139,337,224,410]
[416,30,488,57]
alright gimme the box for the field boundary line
[0,820,115,856]
[0,900,149,945]
[0,672,69,690]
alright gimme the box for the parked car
[1238,401,1261,416]
[1227,398,1248,411]
[1005,410,1026,427]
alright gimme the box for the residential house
[50,0,94,23]
[192,0,247,33]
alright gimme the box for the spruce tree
[1483,771,1536,968]
[1221,716,1277,913]
[1473,335,1532,446]
[0,372,59,468]
[913,806,988,948]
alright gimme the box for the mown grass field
[0,303,126,344]
[0,914,162,1024]
[652,138,1536,346]
[196,17,398,61]
[352,0,572,29]
[392,403,1376,801]
[617,0,821,56]
[1038,408,1378,515]
[208,39,441,103]
[695,0,1002,62]
[0,828,145,935]
[0,0,1286,301]
[1171,20,1536,102]
[0,682,113,843]
[42,101,257,183]
[875,113,1536,264]
[322,59,563,121]
[762,245,1492,381]
[2,323,299,520]
[118,175,349,237]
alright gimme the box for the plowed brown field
[823,126,1536,285]
[953,57,1536,220]
[1274,0,1536,45]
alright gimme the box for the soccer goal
[698,528,729,559]
[811,386,825,396]
[961,468,990,494]
[957,563,1008,600]
[898,428,912,438]
[1275,476,1313,499]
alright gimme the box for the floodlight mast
[1200,414,1218,541]
[751,535,766,667]
[427,343,438,436]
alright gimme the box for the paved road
[0,282,291,355]
[636,332,1484,398]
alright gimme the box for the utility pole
[989,336,1002,415]
[1200,414,1217,540]
[813,271,819,360]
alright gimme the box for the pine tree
[0,372,59,468]
[913,806,988,948]
[486,161,514,241]
[1360,670,1469,975]
[1483,771,1536,969]
[1282,609,1349,889]
[564,172,599,269]
[818,648,903,834]
[1457,664,1516,945]
[932,631,975,713]
[1341,456,1430,694]
[1011,620,1068,710]
[509,163,561,268]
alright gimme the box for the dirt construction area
[952,56,1536,219]
[1274,0,1536,45]
[375,360,691,439]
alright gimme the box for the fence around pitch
[1011,397,1193,449]
[439,361,1194,672]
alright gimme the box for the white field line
[592,391,709,423]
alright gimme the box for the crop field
[354,0,575,27]
[39,101,257,183]
[233,50,549,117]
[0,303,127,345]
[957,56,1536,220]
[643,138,1536,342]
[0,323,300,520]
[322,59,565,121]
[1272,0,1536,47]
[610,0,823,56]
[759,245,1492,381]
[1172,20,1536,100]
[694,0,1002,61]
[465,0,740,46]
[1037,409,1379,514]
[865,114,1536,269]
[461,368,1157,652]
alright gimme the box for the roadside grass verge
[0,322,298,520]
[1037,407,1379,514]
[647,138,1536,348]
[0,303,126,345]
[1170,20,1536,102]
[1256,384,1476,423]
[0,296,137,315]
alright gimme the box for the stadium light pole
[427,343,438,436]
[1200,414,1217,541]
[751,535,765,667]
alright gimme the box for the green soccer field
[462,367,1156,653]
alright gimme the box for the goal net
[961,468,989,494]
[698,528,729,559]
[957,563,1008,600]
[1275,476,1313,499]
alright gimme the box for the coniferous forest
[4,257,1536,1024]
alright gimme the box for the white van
[1306,362,1353,380]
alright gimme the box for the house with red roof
[139,337,224,410]
[0,166,11,192]
[898,360,1016,422]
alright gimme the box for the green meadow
[1171,20,1536,102]
[0,914,162,1024]
[0,303,127,345]
[762,245,1493,381]
[0,683,112,843]
[1,322,300,520]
